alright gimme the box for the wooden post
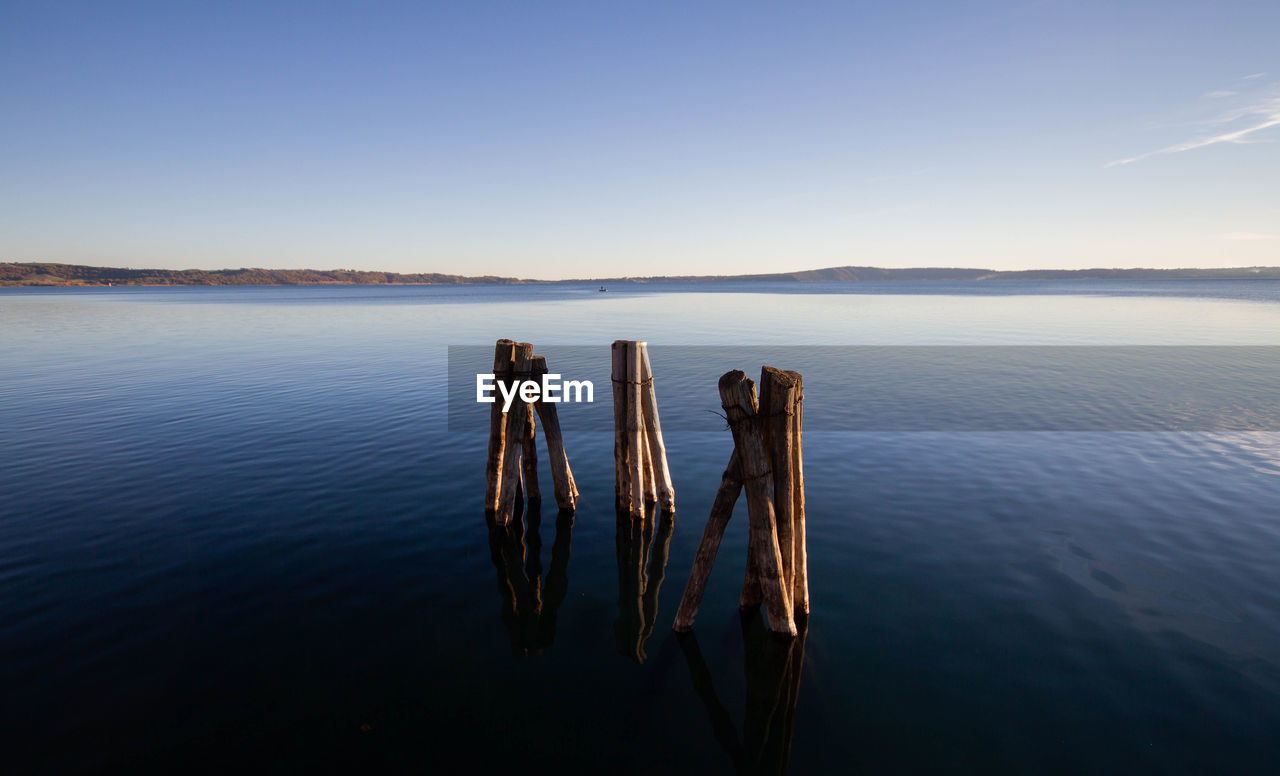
[718,370,796,636]
[740,527,763,611]
[760,367,799,595]
[484,339,516,512]
[611,341,632,510]
[673,450,742,631]
[521,403,540,503]
[642,430,658,503]
[530,355,578,511]
[638,343,676,511]
[496,342,534,522]
[626,341,646,516]
[791,373,809,618]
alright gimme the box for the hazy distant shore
[5,261,1280,287]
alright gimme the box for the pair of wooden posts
[484,340,579,523]
[611,340,676,516]
[674,367,809,637]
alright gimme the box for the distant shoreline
[4,261,1280,287]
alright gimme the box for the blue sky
[2,0,1277,278]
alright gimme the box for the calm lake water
[4,280,1280,773]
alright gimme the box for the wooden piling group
[673,367,808,636]
[611,341,675,516]
[485,339,579,523]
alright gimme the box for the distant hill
[0,263,530,286]
[590,265,1280,283]
[5,261,1280,287]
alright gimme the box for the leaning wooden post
[530,355,578,511]
[638,343,676,511]
[626,341,647,516]
[673,450,742,631]
[611,341,632,511]
[496,342,534,521]
[760,367,799,595]
[484,339,517,512]
[719,371,796,636]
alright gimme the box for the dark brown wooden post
[485,339,516,513]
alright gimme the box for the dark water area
[4,281,1280,773]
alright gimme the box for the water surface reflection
[486,502,574,658]
[680,613,808,775]
[614,508,674,663]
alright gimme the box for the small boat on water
[599,285,607,292]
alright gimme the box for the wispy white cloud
[1243,72,1266,79]
[1222,232,1279,241]
[1107,79,1280,167]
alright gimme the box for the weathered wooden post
[626,341,647,514]
[760,367,799,597]
[719,370,796,636]
[530,355,579,510]
[484,339,581,520]
[789,372,809,618]
[673,366,807,636]
[639,344,676,511]
[496,342,534,522]
[522,400,541,504]
[611,341,632,510]
[484,339,517,513]
[613,340,676,518]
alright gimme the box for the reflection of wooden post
[615,508,675,663]
[484,339,516,512]
[487,503,576,659]
[673,451,741,631]
[639,345,676,511]
[676,618,807,775]
[530,356,578,510]
[719,371,795,636]
[496,342,534,522]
